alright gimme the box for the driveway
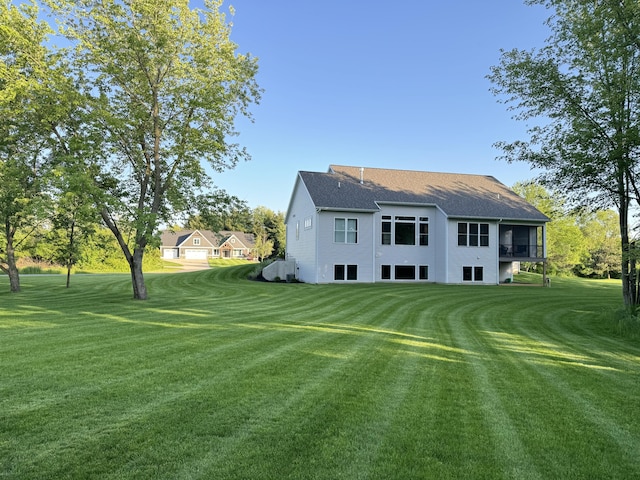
[166,259,210,272]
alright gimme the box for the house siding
[285,177,318,283]
[316,211,375,283]
[447,219,499,284]
[374,205,437,281]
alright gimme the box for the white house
[284,165,549,284]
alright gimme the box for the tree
[513,181,586,274]
[489,0,640,306]
[49,186,98,287]
[48,0,260,299]
[186,191,252,232]
[578,210,620,278]
[252,227,274,262]
[251,206,285,259]
[0,1,61,292]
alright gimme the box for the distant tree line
[7,200,285,277]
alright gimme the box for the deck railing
[499,243,544,258]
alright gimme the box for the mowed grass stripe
[1,265,639,479]
[498,308,640,477]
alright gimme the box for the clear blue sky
[202,1,551,213]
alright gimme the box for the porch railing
[499,243,544,259]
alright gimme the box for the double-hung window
[419,217,429,246]
[381,216,392,245]
[335,218,358,244]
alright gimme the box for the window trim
[335,264,358,281]
[381,215,429,246]
[335,217,358,244]
[463,266,484,282]
[458,222,489,247]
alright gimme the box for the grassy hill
[1,266,638,479]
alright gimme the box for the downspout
[542,223,548,287]
[372,213,377,282]
[444,215,449,283]
[497,219,502,285]
[315,208,320,284]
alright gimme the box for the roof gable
[295,165,548,222]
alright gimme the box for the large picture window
[395,216,415,245]
[458,222,489,247]
[381,216,429,246]
[335,218,358,243]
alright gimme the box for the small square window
[193,237,201,246]
[334,265,345,280]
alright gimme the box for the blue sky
[204,1,551,212]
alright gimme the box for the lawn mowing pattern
[1,268,639,479]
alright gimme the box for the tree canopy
[41,0,261,299]
[489,0,640,306]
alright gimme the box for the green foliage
[75,227,162,273]
[1,267,638,478]
[38,0,261,299]
[251,206,284,259]
[577,210,620,278]
[490,0,640,305]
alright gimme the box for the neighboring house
[160,229,255,260]
[284,165,549,284]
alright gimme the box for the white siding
[285,178,318,283]
[315,212,375,283]
[446,219,499,284]
[373,205,437,281]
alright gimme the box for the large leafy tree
[489,0,640,306]
[0,1,63,292]
[48,0,260,299]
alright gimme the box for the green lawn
[1,266,638,479]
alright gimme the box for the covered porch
[498,223,548,284]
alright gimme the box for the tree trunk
[6,248,20,293]
[129,247,148,300]
[101,209,149,300]
[2,224,20,293]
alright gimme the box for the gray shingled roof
[297,165,548,221]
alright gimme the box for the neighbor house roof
[295,165,548,221]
